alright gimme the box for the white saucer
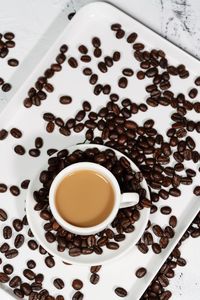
[26,144,150,265]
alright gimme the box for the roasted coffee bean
[0,272,10,283]
[152,243,162,254]
[137,243,148,254]
[9,276,21,288]
[169,215,177,228]
[44,83,54,93]
[93,47,102,58]
[8,58,19,67]
[14,145,25,155]
[89,74,98,85]
[90,265,102,274]
[72,291,84,300]
[111,23,121,31]
[14,234,24,248]
[194,186,200,196]
[143,232,153,245]
[68,57,78,68]
[10,128,22,138]
[116,29,125,39]
[104,56,113,67]
[0,49,9,59]
[14,289,24,298]
[27,260,36,269]
[3,264,13,275]
[122,68,134,76]
[92,37,101,48]
[98,62,107,73]
[29,148,40,157]
[0,129,8,140]
[78,45,88,54]
[83,67,92,75]
[10,185,20,196]
[135,267,147,278]
[0,242,9,253]
[94,84,103,95]
[4,32,15,40]
[28,240,38,250]
[152,225,163,237]
[189,88,198,99]
[23,269,35,280]
[53,278,64,289]
[28,291,38,300]
[5,249,18,259]
[90,273,100,285]
[127,32,137,43]
[72,279,83,290]
[23,98,32,108]
[81,55,91,62]
[3,226,12,239]
[137,70,145,79]
[113,51,121,61]
[115,287,128,297]
[45,231,56,243]
[21,283,32,296]
[82,101,91,111]
[13,219,23,231]
[118,77,128,88]
[55,118,64,127]
[0,208,7,221]
[56,296,64,300]
[5,40,15,48]
[45,256,55,268]
[169,187,181,197]
[160,206,172,215]
[35,137,43,149]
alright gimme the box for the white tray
[0,2,200,299]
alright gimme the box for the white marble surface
[0,0,199,299]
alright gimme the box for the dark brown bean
[122,68,134,76]
[9,276,21,288]
[160,206,172,215]
[3,264,13,275]
[113,51,121,61]
[135,267,147,278]
[0,272,10,283]
[90,273,100,285]
[78,45,88,54]
[14,234,24,248]
[27,260,36,269]
[5,249,18,259]
[10,128,22,138]
[14,145,25,155]
[53,278,64,289]
[8,58,19,67]
[115,287,128,297]
[0,129,8,140]
[68,57,78,68]
[72,291,84,300]
[194,186,200,196]
[72,279,83,290]
[0,208,7,221]
[118,77,128,88]
[10,185,20,196]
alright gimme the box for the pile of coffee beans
[0,31,19,92]
[23,44,68,108]
[34,148,147,256]
[0,19,200,300]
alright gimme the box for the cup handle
[120,193,139,208]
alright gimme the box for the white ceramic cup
[49,162,139,235]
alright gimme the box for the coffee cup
[49,162,139,235]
